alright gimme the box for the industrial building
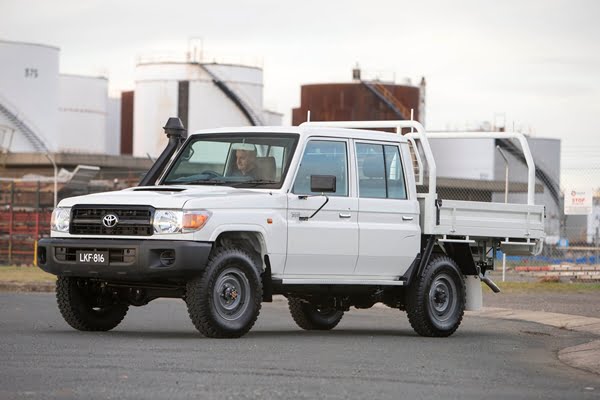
[0,40,583,263]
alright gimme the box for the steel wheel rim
[213,267,251,321]
[427,272,458,323]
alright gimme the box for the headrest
[255,156,276,180]
[362,156,384,178]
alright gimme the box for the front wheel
[406,255,465,337]
[186,247,262,338]
[56,277,129,331]
[288,297,344,330]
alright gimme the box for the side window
[384,145,407,199]
[356,143,386,198]
[292,140,348,196]
[356,143,407,200]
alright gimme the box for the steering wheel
[200,170,222,179]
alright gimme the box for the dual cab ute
[38,118,545,338]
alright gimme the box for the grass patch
[491,281,600,294]
[0,265,56,283]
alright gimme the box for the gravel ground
[483,290,600,318]
[483,270,600,318]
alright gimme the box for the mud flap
[465,275,482,311]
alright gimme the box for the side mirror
[310,175,336,193]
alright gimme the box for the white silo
[133,63,194,159]
[57,74,108,153]
[133,60,275,158]
[0,40,59,152]
[106,96,121,155]
[263,110,284,126]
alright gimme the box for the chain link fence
[0,168,145,265]
[429,165,600,281]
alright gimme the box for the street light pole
[496,146,509,282]
[44,152,57,208]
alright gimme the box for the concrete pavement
[2,281,599,376]
[468,307,600,375]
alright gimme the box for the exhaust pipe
[479,273,501,293]
[139,117,187,186]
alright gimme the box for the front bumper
[37,238,213,282]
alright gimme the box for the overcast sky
[1,0,599,184]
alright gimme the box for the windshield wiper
[229,179,278,188]
[164,178,227,185]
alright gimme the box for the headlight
[51,207,71,232]
[153,210,210,234]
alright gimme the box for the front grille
[70,206,154,236]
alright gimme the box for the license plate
[76,251,109,265]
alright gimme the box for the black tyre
[186,247,262,338]
[406,255,465,337]
[288,297,344,330]
[56,277,128,331]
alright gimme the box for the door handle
[402,216,414,221]
[339,212,352,219]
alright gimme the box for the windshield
[161,133,299,189]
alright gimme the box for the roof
[188,126,408,144]
[0,39,60,51]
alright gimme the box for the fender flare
[209,224,269,253]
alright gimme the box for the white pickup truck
[38,118,545,338]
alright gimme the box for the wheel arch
[439,241,478,276]
[211,227,268,271]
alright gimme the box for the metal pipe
[496,145,509,282]
[479,273,501,293]
[496,145,509,203]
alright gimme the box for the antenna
[307,110,311,122]
[410,108,414,133]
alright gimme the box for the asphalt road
[1,293,598,400]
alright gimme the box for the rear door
[285,139,359,277]
[354,141,420,278]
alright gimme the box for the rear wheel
[56,277,129,331]
[288,297,344,330]
[406,255,465,337]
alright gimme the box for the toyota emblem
[102,214,119,228]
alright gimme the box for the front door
[285,139,359,278]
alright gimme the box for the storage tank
[0,40,59,152]
[292,72,425,126]
[57,74,108,153]
[133,61,271,158]
[106,96,121,155]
